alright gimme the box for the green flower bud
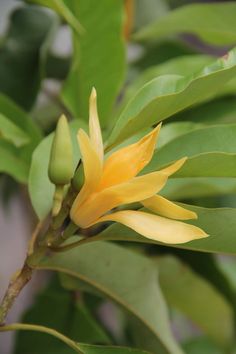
[72,162,84,191]
[48,115,73,185]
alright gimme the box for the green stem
[0,264,33,325]
[49,234,101,253]
[0,323,82,353]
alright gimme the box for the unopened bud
[48,115,73,185]
[72,162,84,191]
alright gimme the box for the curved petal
[89,88,104,162]
[158,157,187,176]
[71,129,103,214]
[141,195,197,220]
[71,171,168,228]
[99,123,162,189]
[95,210,208,244]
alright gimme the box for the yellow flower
[70,88,208,244]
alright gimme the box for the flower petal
[95,210,208,244]
[89,88,104,162]
[71,171,168,228]
[159,157,187,176]
[99,123,162,189]
[71,129,103,213]
[141,195,197,220]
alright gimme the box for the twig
[0,263,33,325]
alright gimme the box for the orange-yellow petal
[159,157,187,176]
[71,129,103,211]
[71,171,168,228]
[99,123,162,189]
[141,195,197,220]
[89,88,104,162]
[95,210,208,244]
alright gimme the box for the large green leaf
[1,323,152,354]
[62,0,126,126]
[145,124,236,178]
[0,114,29,147]
[28,242,184,354]
[161,178,236,200]
[157,256,234,348]
[27,0,83,34]
[172,96,236,126]
[135,2,236,45]
[94,205,236,254]
[14,278,110,354]
[0,6,57,110]
[28,120,84,219]
[124,55,214,107]
[108,47,236,147]
[183,337,224,354]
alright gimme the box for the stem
[0,263,33,325]
[49,234,101,252]
[0,323,82,353]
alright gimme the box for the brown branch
[0,263,33,325]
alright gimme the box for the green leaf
[0,114,30,147]
[135,2,236,45]
[0,142,28,183]
[108,47,236,147]
[161,177,236,200]
[61,0,126,126]
[173,96,236,126]
[0,94,42,145]
[134,0,168,31]
[157,256,234,348]
[0,6,57,110]
[28,242,184,354]
[183,337,224,354]
[145,124,236,178]
[123,55,214,107]
[0,323,152,354]
[28,120,84,219]
[27,0,83,34]
[94,205,236,254]
[14,277,111,354]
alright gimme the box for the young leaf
[28,242,184,354]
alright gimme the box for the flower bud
[48,115,74,216]
[72,162,84,192]
[48,115,73,185]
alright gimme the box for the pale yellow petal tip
[191,227,209,241]
[90,87,97,100]
[152,122,162,137]
[58,114,68,124]
[178,156,188,167]
[77,128,85,139]
[190,211,198,220]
